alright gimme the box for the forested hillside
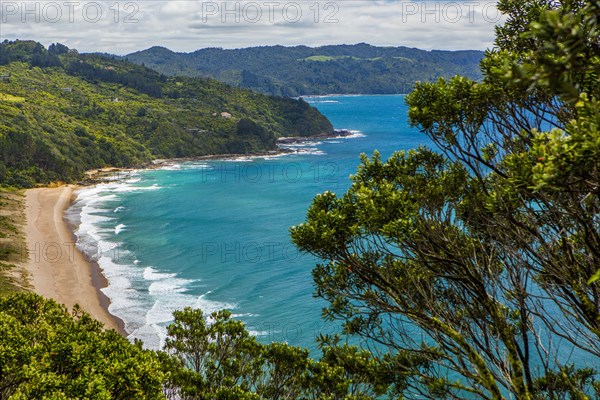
[0,40,333,187]
[125,43,484,96]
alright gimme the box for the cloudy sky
[0,1,502,54]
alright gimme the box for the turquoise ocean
[67,95,433,350]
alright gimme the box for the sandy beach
[22,185,124,332]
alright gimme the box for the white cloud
[0,1,502,54]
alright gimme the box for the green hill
[124,43,484,96]
[0,40,333,187]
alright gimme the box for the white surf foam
[161,164,182,171]
[143,266,176,281]
[71,170,272,350]
[127,323,165,350]
[113,183,162,192]
[196,292,235,315]
[337,129,366,139]
[114,224,126,235]
[294,148,326,156]
[221,157,254,162]
[281,140,323,148]
[159,162,214,171]
[148,278,192,295]
[191,163,213,169]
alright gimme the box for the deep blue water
[69,95,433,350]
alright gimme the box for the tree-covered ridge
[124,43,484,96]
[0,40,333,187]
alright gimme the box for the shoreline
[82,129,356,184]
[19,129,358,337]
[21,185,126,334]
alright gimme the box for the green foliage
[164,307,263,396]
[163,306,412,399]
[590,269,600,284]
[292,0,600,398]
[0,41,333,187]
[0,40,40,65]
[533,364,599,400]
[0,293,167,399]
[125,43,484,96]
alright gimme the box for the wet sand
[22,185,125,333]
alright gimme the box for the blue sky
[0,1,502,53]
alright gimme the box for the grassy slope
[0,188,27,295]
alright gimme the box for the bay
[69,94,432,350]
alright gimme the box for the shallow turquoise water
[70,94,433,350]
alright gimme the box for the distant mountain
[125,43,484,96]
[0,40,332,187]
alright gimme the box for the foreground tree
[291,1,600,398]
[163,308,263,398]
[0,293,166,399]
[0,295,411,399]
[163,307,412,399]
